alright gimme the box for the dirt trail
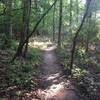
[36,46,80,100]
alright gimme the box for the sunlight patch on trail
[28,36,56,50]
[37,79,72,99]
[37,71,72,99]
[47,73,60,80]
[42,45,57,51]
[32,41,80,99]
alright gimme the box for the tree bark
[76,0,79,23]
[69,0,72,33]
[11,0,58,62]
[53,3,56,41]
[58,0,62,46]
[70,0,91,75]
[23,0,31,57]
[4,0,13,45]
[16,0,31,57]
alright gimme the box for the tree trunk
[76,0,79,23]
[70,0,91,75]
[4,0,13,45]
[11,0,58,62]
[23,0,31,57]
[17,0,31,57]
[69,0,72,33]
[58,0,62,46]
[53,3,56,41]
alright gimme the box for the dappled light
[47,73,60,80]
[29,36,55,50]
[37,80,71,99]
[34,47,79,99]
[0,0,100,99]
[43,45,57,51]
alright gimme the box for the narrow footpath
[36,46,80,100]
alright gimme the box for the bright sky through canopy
[81,0,86,4]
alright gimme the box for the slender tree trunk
[23,0,31,57]
[34,0,40,34]
[11,0,58,62]
[53,3,56,41]
[70,0,91,75]
[69,0,72,33]
[86,9,92,53]
[16,0,31,57]
[94,0,96,20]
[42,0,46,28]
[76,0,79,23]
[4,0,13,45]
[86,36,89,52]
[58,0,62,46]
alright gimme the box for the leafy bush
[26,48,41,65]
[56,47,70,71]
[0,33,7,49]
[72,66,88,80]
[9,40,18,50]
[7,60,37,88]
[6,47,41,88]
[75,46,90,67]
[96,63,100,73]
[0,34,18,50]
[56,47,69,59]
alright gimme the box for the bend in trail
[36,45,80,100]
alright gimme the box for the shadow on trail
[36,45,80,100]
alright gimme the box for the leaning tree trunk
[11,0,58,62]
[17,0,31,57]
[69,0,91,75]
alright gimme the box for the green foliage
[72,66,88,80]
[7,60,37,88]
[5,47,41,88]
[76,46,86,56]
[75,47,86,61]
[96,63,100,73]
[56,47,68,59]
[56,46,70,70]
[0,33,17,51]
[26,48,41,65]
[8,40,18,50]
[0,34,5,49]
[75,46,89,65]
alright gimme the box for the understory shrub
[56,47,70,70]
[0,34,18,50]
[7,60,38,88]
[6,48,41,88]
[26,48,41,65]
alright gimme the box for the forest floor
[0,45,81,100]
[0,37,100,100]
[35,45,80,100]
